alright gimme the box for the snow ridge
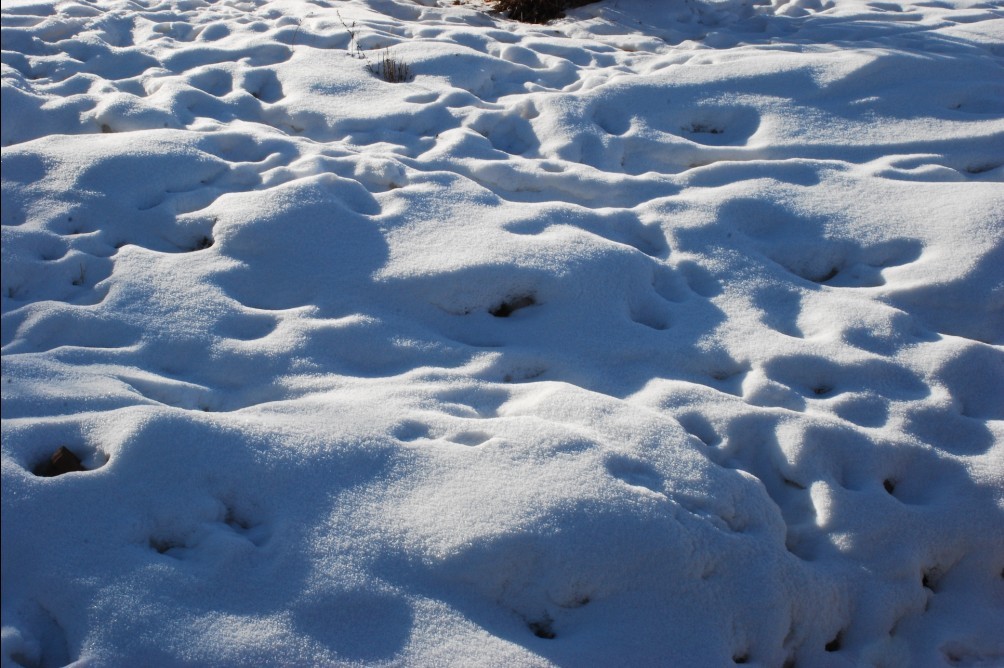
[2,0,1003,665]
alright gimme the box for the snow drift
[2,0,1003,664]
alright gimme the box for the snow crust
[2,0,1003,664]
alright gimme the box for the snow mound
[2,0,1003,665]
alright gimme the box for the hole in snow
[490,294,536,317]
[922,566,943,592]
[528,616,555,639]
[562,595,590,608]
[685,122,724,135]
[814,266,840,283]
[32,446,87,477]
[149,537,184,556]
[191,235,214,251]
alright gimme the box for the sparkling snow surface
[2,0,1003,664]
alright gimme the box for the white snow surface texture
[2,0,1003,664]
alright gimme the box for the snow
[2,0,1002,664]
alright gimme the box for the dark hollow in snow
[493,0,596,23]
[922,567,942,592]
[528,617,556,639]
[813,266,841,283]
[686,122,724,135]
[191,235,214,251]
[490,294,536,317]
[33,446,86,477]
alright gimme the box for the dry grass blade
[370,50,412,83]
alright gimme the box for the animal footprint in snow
[149,535,188,557]
[502,365,546,383]
[605,455,664,495]
[223,507,271,547]
[685,122,724,135]
[630,303,671,331]
[676,412,721,447]
[777,238,923,288]
[148,503,270,559]
[678,107,760,146]
[393,420,431,442]
[392,421,491,447]
[447,431,493,446]
[242,69,284,103]
[189,235,214,251]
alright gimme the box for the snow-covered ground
[2,0,1003,663]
